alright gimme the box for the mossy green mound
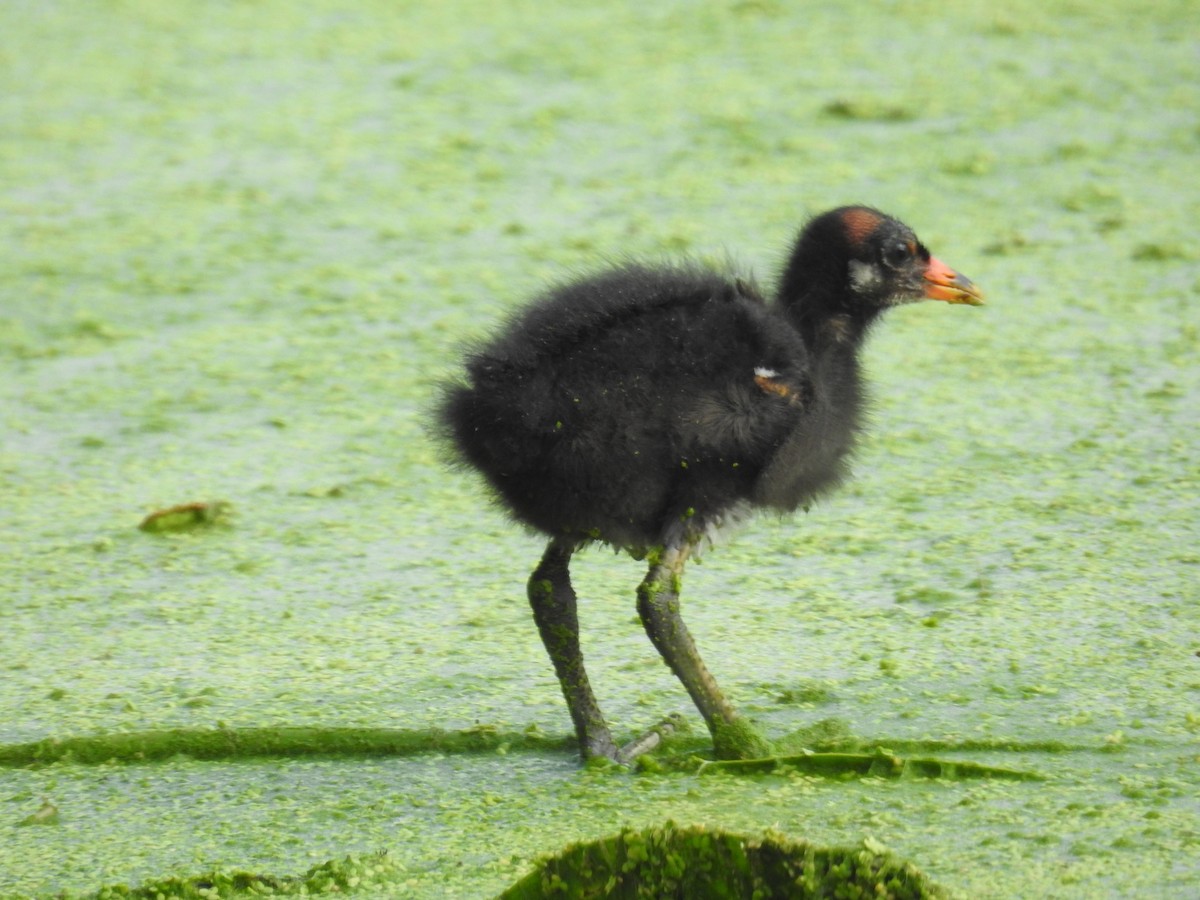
[501,823,946,899]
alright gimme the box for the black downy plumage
[437,206,983,763]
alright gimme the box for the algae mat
[2,0,1198,896]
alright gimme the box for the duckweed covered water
[2,1,1198,897]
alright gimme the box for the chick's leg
[528,539,619,762]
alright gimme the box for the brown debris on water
[138,500,232,533]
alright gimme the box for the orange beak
[923,256,984,305]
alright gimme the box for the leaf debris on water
[138,500,232,533]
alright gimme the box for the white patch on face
[754,366,779,378]
[847,259,882,294]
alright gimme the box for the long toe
[616,714,687,764]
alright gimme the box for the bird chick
[437,206,983,763]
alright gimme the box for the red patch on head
[841,208,883,246]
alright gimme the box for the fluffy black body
[435,206,981,763]
[440,257,865,550]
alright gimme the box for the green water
[2,1,1197,896]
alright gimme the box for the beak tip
[957,290,986,306]
[923,257,984,306]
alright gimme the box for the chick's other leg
[527,539,620,762]
[636,542,772,760]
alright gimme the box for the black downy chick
[437,206,983,763]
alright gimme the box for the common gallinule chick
[437,206,983,763]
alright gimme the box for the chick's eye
[882,242,910,268]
